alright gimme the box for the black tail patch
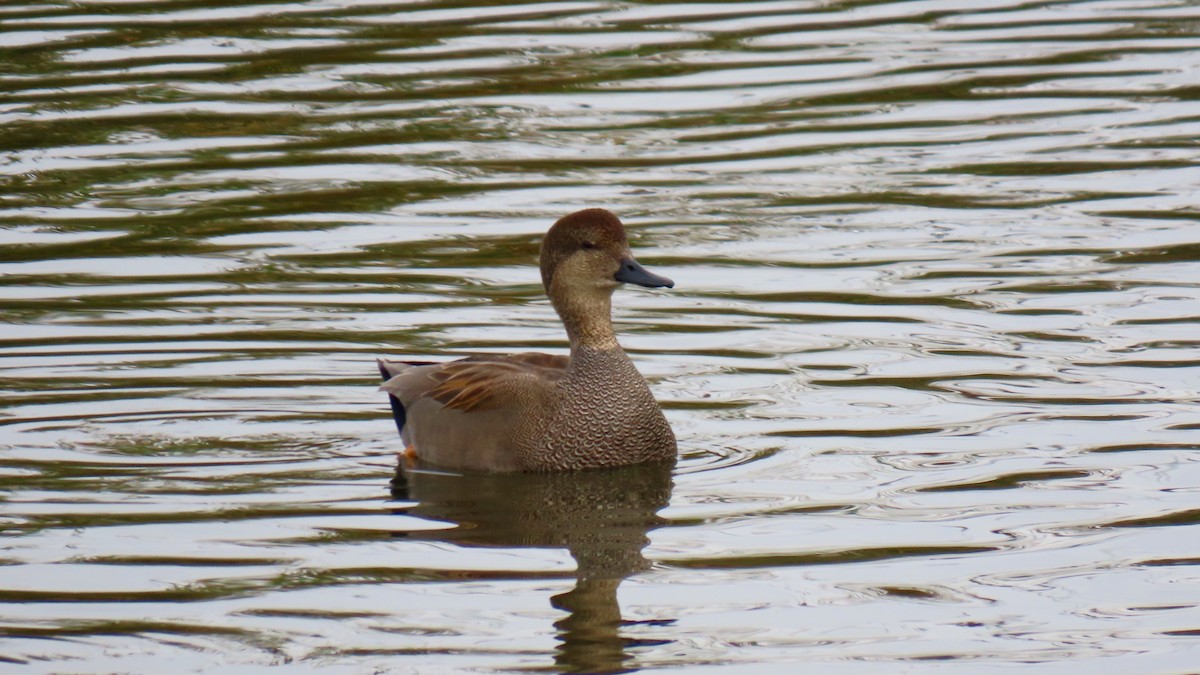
[378,361,406,436]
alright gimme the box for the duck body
[379,208,677,473]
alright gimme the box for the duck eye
[581,241,596,250]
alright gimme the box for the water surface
[3,0,1200,672]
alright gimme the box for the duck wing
[378,353,567,413]
[378,354,569,470]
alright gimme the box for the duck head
[539,208,674,297]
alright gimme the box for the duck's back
[378,354,565,472]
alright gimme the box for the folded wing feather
[382,353,569,413]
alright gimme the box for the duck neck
[552,287,620,353]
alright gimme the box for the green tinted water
[3,1,1200,672]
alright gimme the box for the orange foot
[402,444,418,469]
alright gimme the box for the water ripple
[3,0,1200,672]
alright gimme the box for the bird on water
[378,208,677,472]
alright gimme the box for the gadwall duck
[378,208,677,472]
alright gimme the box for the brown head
[539,208,673,296]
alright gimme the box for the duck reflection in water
[391,459,675,674]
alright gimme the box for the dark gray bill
[615,257,674,288]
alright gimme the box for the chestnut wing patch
[425,353,567,412]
